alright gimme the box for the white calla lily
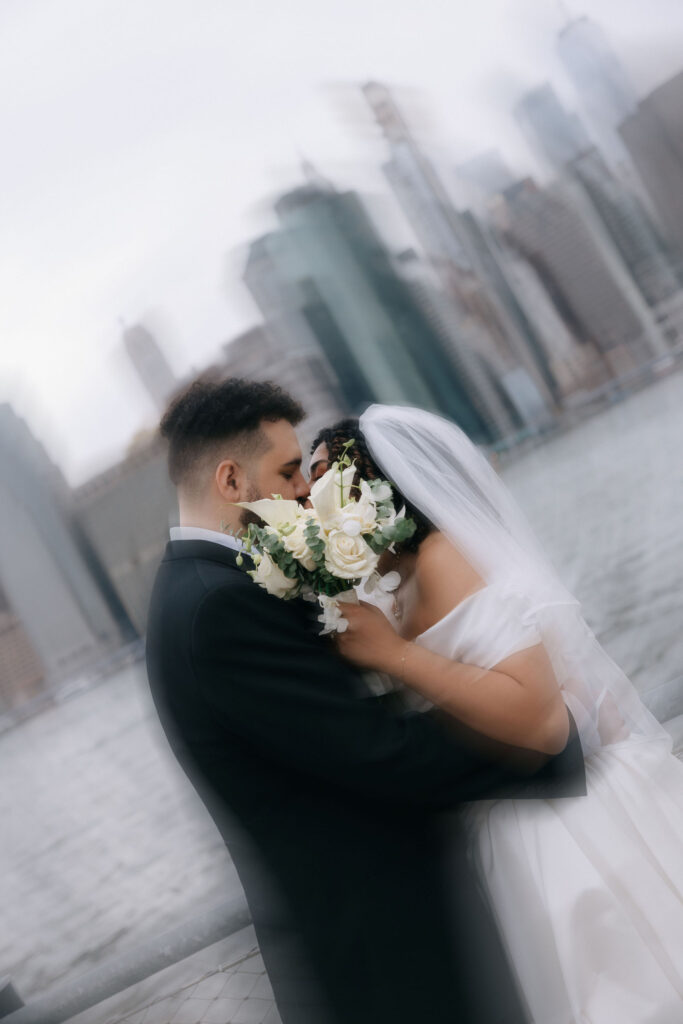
[236,498,301,530]
[362,572,380,593]
[309,462,357,531]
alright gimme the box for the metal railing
[1,896,251,1024]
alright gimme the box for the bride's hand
[335,602,406,672]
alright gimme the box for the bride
[309,404,683,1024]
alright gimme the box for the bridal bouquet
[237,441,416,633]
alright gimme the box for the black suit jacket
[145,539,585,1024]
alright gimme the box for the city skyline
[4,7,683,701]
[2,0,683,483]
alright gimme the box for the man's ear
[215,459,243,501]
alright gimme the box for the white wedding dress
[357,401,683,1022]
[417,580,683,1024]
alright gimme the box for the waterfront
[3,370,683,1004]
[502,370,683,700]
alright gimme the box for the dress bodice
[415,581,541,670]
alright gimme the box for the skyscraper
[393,248,547,431]
[74,433,176,637]
[454,151,609,396]
[363,81,557,433]
[221,323,347,456]
[493,247,607,398]
[0,404,122,684]
[570,149,677,305]
[243,180,494,443]
[514,84,591,169]
[515,84,680,345]
[456,151,516,209]
[496,178,658,377]
[619,72,683,270]
[123,322,179,412]
[244,231,377,422]
[557,16,637,166]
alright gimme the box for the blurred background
[3,0,683,1007]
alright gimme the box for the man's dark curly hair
[160,375,304,490]
[311,418,434,553]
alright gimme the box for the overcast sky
[2,0,683,484]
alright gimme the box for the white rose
[324,530,379,581]
[331,495,377,538]
[252,552,298,599]
[282,516,317,571]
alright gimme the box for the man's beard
[238,481,264,530]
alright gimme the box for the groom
[146,375,586,1024]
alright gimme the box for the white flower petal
[359,479,375,501]
[339,464,357,504]
[309,464,340,529]
[324,531,379,580]
[378,571,401,593]
[237,498,301,529]
[362,572,380,593]
[281,519,317,571]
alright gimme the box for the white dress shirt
[169,526,245,552]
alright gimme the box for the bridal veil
[359,403,669,757]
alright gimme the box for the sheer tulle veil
[359,403,669,756]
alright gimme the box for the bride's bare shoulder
[414,532,486,612]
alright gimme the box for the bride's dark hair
[310,418,434,553]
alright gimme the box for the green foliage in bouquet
[236,437,416,605]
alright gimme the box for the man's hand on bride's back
[336,602,406,673]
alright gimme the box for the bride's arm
[337,603,569,756]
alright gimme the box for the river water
[3,371,683,1001]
